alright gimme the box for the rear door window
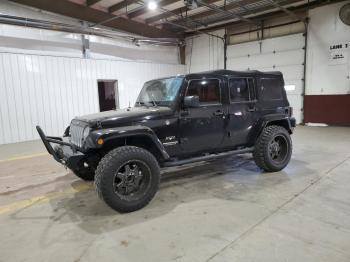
[229,78,255,102]
[260,78,283,100]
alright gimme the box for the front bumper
[36,126,85,169]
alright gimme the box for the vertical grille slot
[70,121,86,148]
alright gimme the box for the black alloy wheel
[113,160,151,201]
[253,125,292,172]
[268,134,289,164]
[95,146,160,213]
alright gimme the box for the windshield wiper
[137,101,153,107]
[149,93,158,107]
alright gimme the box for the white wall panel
[306,1,350,95]
[0,53,185,144]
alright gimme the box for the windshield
[136,77,184,107]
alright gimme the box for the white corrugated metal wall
[0,53,185,144]
[227,33,305,124]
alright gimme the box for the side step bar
[161,147,254,167]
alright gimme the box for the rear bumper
[36,126,85,170]
[290,117,296,128]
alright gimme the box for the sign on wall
[329,42,349,65]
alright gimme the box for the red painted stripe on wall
[304,95,350,126]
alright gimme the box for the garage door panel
[272,50,304,66]
[291,109,302,124]
[284,80,303,94]
[227,34,304,124]
[227,42,261,58]
[234,50,304,68]
[227,57,251,70]
[287,94,303,108]
[261,34,305,52]
[228,51,304,70]
[276,65,304,81]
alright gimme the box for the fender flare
[261,114,294,132]
[249,114,295,143]
[88,125,170,160]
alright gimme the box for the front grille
[70,120,87,148]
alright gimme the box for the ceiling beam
[197,0,256,24]
[86,0,102,6]
[8,0,178,38]
[145,0,221,24]
[268,0,305,21]
[128,0,179,19]
[188,0,259,21]
[109,0,140,13]
[184,0,329,35]
[196,0,308,28]
[146,6,186,24]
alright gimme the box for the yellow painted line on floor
[0,182,93,215]
[0,152,48,163]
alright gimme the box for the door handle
[181,110,189,117]
[214,110,224,117]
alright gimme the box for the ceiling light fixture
[148,1,157,10]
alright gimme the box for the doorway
[97,80,119,112]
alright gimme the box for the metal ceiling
[6,0,344,39]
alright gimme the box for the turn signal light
[97,138,104,145]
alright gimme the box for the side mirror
[184,96,200,108]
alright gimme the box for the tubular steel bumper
[36,126,85,169]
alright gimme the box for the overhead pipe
[0,14,182,46]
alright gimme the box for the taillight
[285,107,293,117]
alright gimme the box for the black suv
[37,70,295,212]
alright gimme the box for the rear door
[224,77,258,147]
[179,78,226,153]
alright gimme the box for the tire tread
[253,125,292,172]
[95,146,160,213]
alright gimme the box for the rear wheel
[253,125,292,172]
[95,146,160,213]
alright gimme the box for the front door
[179,78,226,153]
[225,77,257,147]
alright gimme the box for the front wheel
[95,146,160,213]
[253,125,292,172]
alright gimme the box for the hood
[75,106,172,127]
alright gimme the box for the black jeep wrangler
[37,70,295,212]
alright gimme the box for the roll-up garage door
[227,33,305,124]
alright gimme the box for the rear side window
[229,78,255,102]
[187,79,220,104]
[260,78,283,100]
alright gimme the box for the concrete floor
[0,126,350,262]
